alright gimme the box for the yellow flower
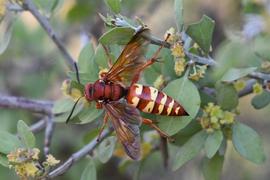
[164,27,179,44]
[234,80,246,92]
[99,67,109,79]
[153,75,165,89]
[171,42,185,58]
[32,148,40,160]
[261,61,270,73]
[141,143,152,159]
[252,82,263,94]
[61,79,83,100]
[174,58,186,76]
[45,154,60,166]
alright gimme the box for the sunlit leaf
[174,0,184,31]
[186,15,215,54]
[105,0,121,14]
[221,67,257,82]
[99,27,135,45]
[97,136,117,163]
[17,120,36,148]
[158,77,201,136]
[80,157,96,180]
[232,122,266,164]
[0,131,21,154]
[78,43,99,80]
[172,130,207,170]
[205,130,223,158]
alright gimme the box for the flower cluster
[199,103,236,133]
[61,79,83,100]
[233,80,246,92]
[253,82,263,94]
[189,64,207,81]
[7,148,59,179]
[153,74,166,90]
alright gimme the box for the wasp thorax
[84,83,94,101]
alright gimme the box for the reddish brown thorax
[84,80,126,102]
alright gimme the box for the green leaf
[53,99,84,123]
[186,15,215,54]
[17,120,36,148]
[172,130,207,170]
[0,153,9,167]
[202,154,224,180]
[80,157,96,180]
[97,136,117,163]
[158,77,201,136]
[77,107,104,124]
[104,0,121,14]
[0,14,14,54]
[83,129,99,145]
[216,83,238,110]
[53,98,75,114]
[78,43,99,80]
[232,122,266,164]
[174,0,184,32]
[254,35,270,61]
[221,67,257,82]
[0,131,21,154]
[99,27,135,45]
[94,44,110,69]
[251,90,270,109]
[205,130,223,158]
[33,0,60,16]
[68,72,97,84]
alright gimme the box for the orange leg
[97,113,109,142]
[143,118,174,142]
[131,34,171,84]
[96,102,103,109]
[102,44,113,68]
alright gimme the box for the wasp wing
[103,101,142,160]
[104,28,150,86]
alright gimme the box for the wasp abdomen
[126,84,188,116]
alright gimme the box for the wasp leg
[102,44,113,68]
[131,34,171,84]
[97,113,109,142]
[142,118,174,142]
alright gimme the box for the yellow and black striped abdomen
[126,84,188,116]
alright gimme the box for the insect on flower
[67,27,189,160]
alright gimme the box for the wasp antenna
[66,96,83,124]
[73,61,81,85]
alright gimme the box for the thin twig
[30,119,47,133]
[47,129,112,179]
[22,0,76,71]
[0,94,53,115]
[249,72,270,81]
[44,114,55,156]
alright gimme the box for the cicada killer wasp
[67,28,188,160]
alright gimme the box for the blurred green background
[0,0,270,179]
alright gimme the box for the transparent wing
[103,101,142,160]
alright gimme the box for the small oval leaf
[251,90,270,109]
[186,15,215,54]
[158,77,201,136]
[205,130,223,158]
[0,131,21,154]
[97,136,117,163]
[99,27,135,45]
[232,122,266,164]
[172,130,207,170]
[202,154,224,180]
[216,83,238,110]
[104,0,121,14]
[221,67,257,82]
[80,157,96,180]
[17,120,36,148]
